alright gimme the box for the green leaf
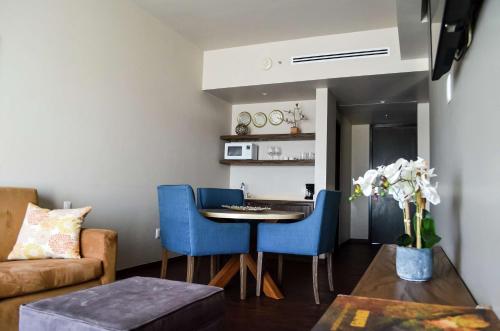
[412,210,441,248]
[396,234,413,247]
[421,214,442,248]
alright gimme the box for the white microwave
[224,143,258,160]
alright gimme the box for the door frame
[368,123,417,243]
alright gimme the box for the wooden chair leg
[186,255,195,283]
[277,254,283,285]
[210,255,217,280]
[160,249,168,279]
[312,256,320,304]
[256,252,263,297]
[240,254,247,300]
[327,252,334,292]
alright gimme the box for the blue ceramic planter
[396,246,433,281]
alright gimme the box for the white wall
[429,0,500,313]
[350,125,370,239]
[315,88,337,193]
[203,28,428,90]
[229,100,315,199]
[0,0,230,269]
[417,103,430,162]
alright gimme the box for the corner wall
[429,0,500,312]
[0,0,230,269]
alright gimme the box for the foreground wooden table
[199,208,304,300]
[351,244,476,306]
[312,244,477,330]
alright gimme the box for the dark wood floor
[118,242,380,331]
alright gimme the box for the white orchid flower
[383,162,402,184]
[353,169,378,197]
[421,182,441,205]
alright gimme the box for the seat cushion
[0,258,102,299]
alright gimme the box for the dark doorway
[335,120,341,191]
[334,120,341,248]
[370,125,417,244]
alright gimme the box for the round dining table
[199,208,304,300]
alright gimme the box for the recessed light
[380,100,386,104]
[261,92,268,96]
[385,113,390,119]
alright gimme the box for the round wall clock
[269,110,284,125]
[237,111,252,126]
[252,112,267,128]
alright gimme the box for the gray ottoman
[19,277,225,331]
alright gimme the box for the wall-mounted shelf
[220,133,315,142]
[219,160,314,166]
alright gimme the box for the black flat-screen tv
[430,0,483,81]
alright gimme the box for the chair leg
[312,256,320,304]
[240,254,247,300]
[327,252,334,292]
[160,248,168,279]
[277,254,283,285]
[256,252,263,297]
[186,255,195,283]
[194,256,201,282]
[210,255,217,280]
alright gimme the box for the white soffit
[206,71,429,106]
[396,0,430,59]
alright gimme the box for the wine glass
[267,146,275,160]
[274,146,282,159]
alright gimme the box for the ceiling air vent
[291,48,390,64]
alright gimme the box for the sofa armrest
[80,228,118,284]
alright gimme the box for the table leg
[208,256,240,288]
[244,255,284,300]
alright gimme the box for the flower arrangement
[349,157,441,249]
[284,103,306,134]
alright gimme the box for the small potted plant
[349,158,441,281]
[284,103,306,134]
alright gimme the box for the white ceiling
[133,0,397,50]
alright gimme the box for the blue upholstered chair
[256,190,341,304]
[196,188,244,209]
[157,185,251,299]
[196,187,245,278]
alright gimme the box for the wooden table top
[352,244,476,306]
[311,244,477,331]
[199,208,304,220]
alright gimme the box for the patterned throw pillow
[7,203,92,260]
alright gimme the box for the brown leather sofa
[0,187,118,331]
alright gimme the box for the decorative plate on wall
[269,110,284,125]
[252,112,267,128]
[237,112,252,126]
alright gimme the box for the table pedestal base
[208,255,284,300]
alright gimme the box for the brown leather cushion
[0,187,38,261]
[0,258,103,299]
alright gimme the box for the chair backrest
[157,185,197,255]
[311,190,341,254]
[0,187,38,261]
[196,188,244,209]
